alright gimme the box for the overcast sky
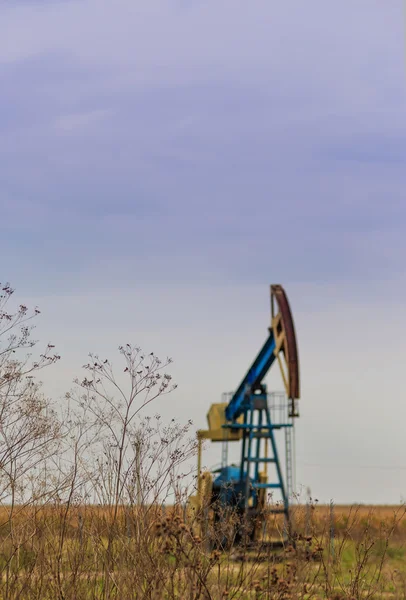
[1,0,406,504]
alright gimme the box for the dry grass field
[292,503,406,536]
[0,501,405,599]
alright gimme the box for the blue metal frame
[224,386,292,515]
[213,330,294,532]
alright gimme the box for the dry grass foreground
[0,502,405,599]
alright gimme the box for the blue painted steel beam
[223,423,293,430]
[244,458,276,463]
[253,483,282,489]
[225,331,277,421]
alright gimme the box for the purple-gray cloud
[1,0,405,293]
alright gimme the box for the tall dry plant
[0,282,61,594]
[0,284,199,599]
[61,345,197,599]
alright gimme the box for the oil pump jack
[190,284,300,548]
